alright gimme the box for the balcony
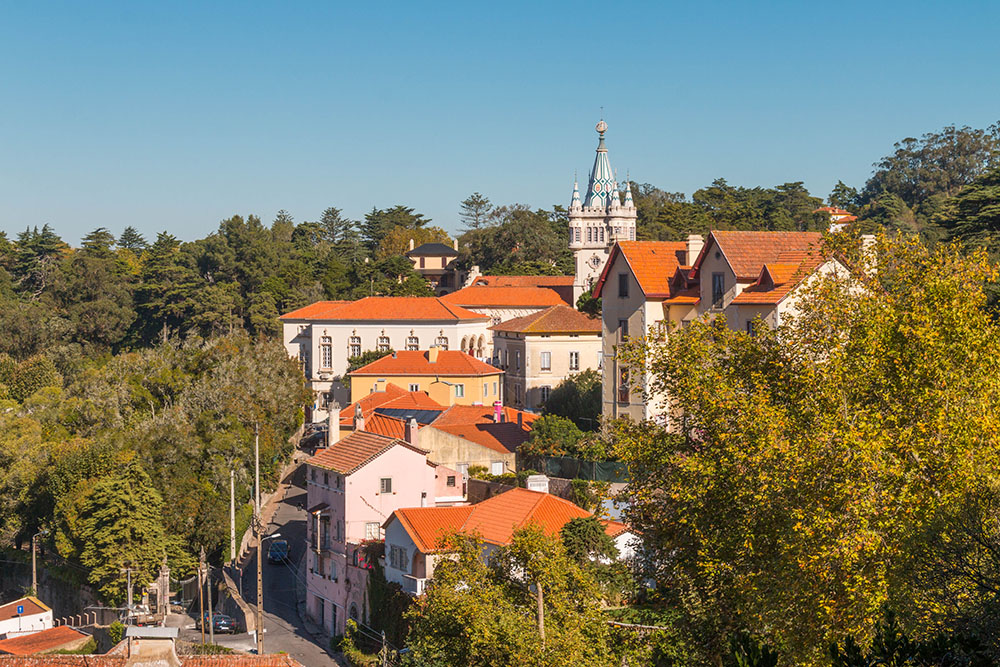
[401,574,427,596]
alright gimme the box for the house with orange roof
[404,239,463,295]
[303,429,465,637]
[382,487,635,595]
[439,285,571,357]
[468,274,575,305]
[348,348,503,408]
[279,296,491,419]
[0,597,51,639]
[0,626,91,655]
[490,304,601,410]
[593,232,844,423]
[333,383,445,442]
[814,206,858,232]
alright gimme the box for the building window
[575,228,581,242]
[419,257,425,268]
[349,336,361,358]
[746,320,754,335]
[409,383,420,392]
[618,368,630,404]
[618,273,629,298]
[514,384,521,405]
[406,336,419,351]
[540,386,551,403]
[323,471,329,486]
[457,463,469,478]
[599,227,605,242]
[380,477,392,494]
[491,461,504,476]
[435,336,449,350]
[455,384,465,398]
[587,227,592,243]
[712,272,725,308]
[377,335,391,352]
[389,545,408,571]
[514,351,521,370]
[617,319,629,344]
[365,522,380,540]
[320,337,332,369]
[629,227,635,240]
[569,351,580,371]
[483,382,488,396]
[446,475,456,487]
[540,351,551,371]
[493,382,498,396]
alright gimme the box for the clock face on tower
[589,254,602,269]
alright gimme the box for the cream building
[594,232,843,424]
[490,305,602,412]
[568,120,637,303]
[440,285,570,340]
[280,297,491,419]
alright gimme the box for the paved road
[177,462,340,665]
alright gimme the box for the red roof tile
[0,658,124,666]
[280,297,488,322]
[471,275,574,287]
[363,413,409,439]
[0,598,47,622]
[440,286,569,308]
[349,350,501,377]
[731,248,828,305]
[489,305,600,334]
[0,627,89,656]
[428,404,537,454]
[391,488,623,552]
[593,242,688,298]
[307,431,425,475]
[693,231,822,281]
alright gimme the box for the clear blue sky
[2,1,999,244]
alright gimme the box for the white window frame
[380,477,392,494]
[409,383,420,392]
[349,336,361,358]
[490,461,504,476]
[365,522,380,540]
[569,351,580,371]
[377,335,391,352]
[454,384,465,398]
[406,336,419,351]
[540,351,551,371]
[320,336,333,369]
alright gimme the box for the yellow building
[348,348,504,407]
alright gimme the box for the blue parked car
[267,539,289,564]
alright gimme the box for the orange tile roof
[813,206,853,216]
[0,627,89,656]
[349,350,501,377]
[363,413,408,439]
[592,241,688,298]
[440,285,569,308]
[472,275,574,287]
[0,598,48,622]
[307,431,425,475]
[490,305,600,334]
[0,658,124,666]
[428,404,537,454]
[182,657,305,666]
[390,488,627,552]
[693,231,823,281]
[661,287,700,305]
[280,297,488,322]
[339,385,445,426]
[277,300,350,320]
[731,249,828,305]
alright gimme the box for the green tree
[362,205,429,250]
[828,181,860,211]
[520,414,584,457]
[617,233,1000,663]
[576,286,601,317]
[542,369,601,430]
[459,192,493,231]
[561,515,617,563]
[117,227,148,251]
[319,206,357,245]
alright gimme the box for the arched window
[320,337,332,369]
[406,336,419,351]
[377,335,391,352]
[349,336,361,358]
[435,336,449,350]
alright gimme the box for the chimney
[428,346,439,364]
[409,238,415,251]
[525,474,550,494]
[453,238,458,251]
[354,403,364,432]
[493,400,503,423]
[517,411,523,428]
[405,417,420,448]
[686,234,704,266]
[327,400,339,448]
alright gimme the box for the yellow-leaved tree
[616,233,1000,664]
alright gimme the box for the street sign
[16,605,23,614]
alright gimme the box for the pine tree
[319,206,357,245]
[117,226,148,251]
[460,192,493,231]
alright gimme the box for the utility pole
[230,469,236,567]
[206,558,214,644]
[31,530,47,594]
[254,422,261,515]
[255,517,264,655]
[126,567,133,616]
[536,580,545,646]
[198,549,205,645]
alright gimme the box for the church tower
[569,120,637,303]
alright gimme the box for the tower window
[575,228,581,242]
[618,273,629,298]
[599,228,605,242]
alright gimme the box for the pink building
[304,427,464,636]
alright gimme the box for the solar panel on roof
[375,408,443,424]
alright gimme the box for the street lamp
[31,530,49,595]
[256,531,282,655]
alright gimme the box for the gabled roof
[0,626,89,656]
[592,241,688,298]
[280,297,489,322]
[406,242,458,257]
[691,231,822,281]
[0,597,48,622]
[339,384,444,426]
[489,305,600,334]
[440,286,569,308]
[471,275,574,288]
[428,404,537,454]
[349,350,501,377]
[363,413,409,440]
[730,248,830,305]
[307,431,426,475]
[389,488,627,552]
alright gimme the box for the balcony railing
[401,574,427,596]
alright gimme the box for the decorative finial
[596,119,608,135]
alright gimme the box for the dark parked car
[267,539,290,564]
[212,613,235,634]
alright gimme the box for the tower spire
[570,173,582,209]
[584,120,615,208]
[624,171,634,208]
